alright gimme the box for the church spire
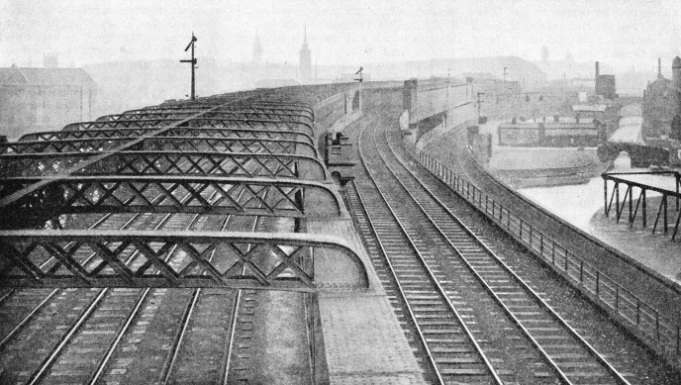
[299,25,312,82]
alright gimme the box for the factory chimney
[658,58,663,80]
[673,57,681,140]
[595,61,599,78]
[673,57,681,89]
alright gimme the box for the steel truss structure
[3,136,318,157]
[61,118,314,136]
[18,127,315,146]
[0,85,367,290]
[0,175,342,222]
[0,230,368,290]
[0,151,327,179]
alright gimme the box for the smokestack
[658,58,663,79]
[673,57,681,112]
[595,61,600,78]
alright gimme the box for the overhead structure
[0,84,368,291]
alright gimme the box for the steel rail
[86,288,151,385]
[24,288,109,385]
[29,210,203,385]
[388,122,633,385]
[87,173,241,385]
[357,116,504,384]
[0,289,14,305]
[378,124,575,384]
[351,153,445,381]
[163,188,262,384]
[0,289,60,349]
[0,210,126,349]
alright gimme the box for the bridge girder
[117,106,315,121]
[61,118,313,137]
[2,136,318,158]
[0,230,368,291]
[0,85,368,291]
[0,175,342,227]
[19,127,315,147]
[0,151,327,179]
[94,111,312,125]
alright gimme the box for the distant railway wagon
[498,121,604,147]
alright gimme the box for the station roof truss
[0,230,368,291]
[19,127,315,146]
[60,118,314,137]
[0,84,368,289]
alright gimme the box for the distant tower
[672,57,681,139]
[252,34,263,64]
[299,25,312,82]
[658,57,663,80]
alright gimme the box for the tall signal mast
[180,33,198,101]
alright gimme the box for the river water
[517,154,635,232]
[517,103,678,233]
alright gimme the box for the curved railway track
[448,124,681,324]
[347,92,635,384]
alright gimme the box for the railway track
[0,146,295,384]
[345,93,634,384]
[448,125,681,325]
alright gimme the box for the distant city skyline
[1,0,680,73]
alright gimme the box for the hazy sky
[1,0,680,71]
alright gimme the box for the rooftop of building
[0,64,95,86]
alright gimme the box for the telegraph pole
[180,33,198,101]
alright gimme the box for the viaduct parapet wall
[402,78,475,143]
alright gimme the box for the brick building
[0,64,96,139]
[642,57,681,140]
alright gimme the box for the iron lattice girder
[118,105,314,121]
[0,151,327,179]
[135,102,314,114]
[61,118,313,137]
[0,93,316,210]
[110,106,314,119]
[0,230,368,291]
[94,110,311,125]
[2,136,318,158]
[0,175,342,220]
[19,128,315,147]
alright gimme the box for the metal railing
[400,134,681,361]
